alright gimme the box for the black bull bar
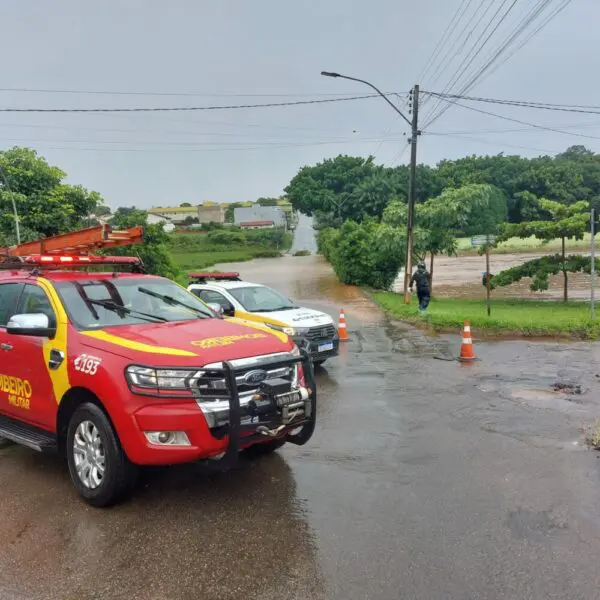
[207,349,317,468]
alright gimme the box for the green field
[168,229,291,271]
[456,234,592,254]
[373,293,600,339]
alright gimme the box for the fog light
[144,431,191,446]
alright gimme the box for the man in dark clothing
[410,260,431,312]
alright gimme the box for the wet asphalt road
[3,218,600,599]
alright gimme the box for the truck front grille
[304,324,336,341]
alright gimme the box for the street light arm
[320,71,412,127]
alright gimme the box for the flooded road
[3,219,600,599]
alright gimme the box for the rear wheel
[244,437,287,457]
[313,359,326,367]
[66,403,138,508]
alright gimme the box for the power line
[453,0,556,95]
[0,135,407,152]
[419,0,477,89]
[0,94,381,113]
[0,87,370,98]
[423,0,494,95]
[424,0,574,127]
[427,95,600,141]
[424,90,600,115]
[423,0,520,127]
[425,131,559,154]
[476,0,573,86]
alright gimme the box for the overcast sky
[0,0,596,209]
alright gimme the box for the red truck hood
[77,317,291,366]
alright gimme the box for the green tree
[285,155,376,218]
[0,147,105,243]
[180,202,193,207]
[225,202,245,223]
[109,208,181,281]
[382,184,506,292]
[256,197,279,206]
[496,199,590,301]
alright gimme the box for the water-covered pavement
[2,219,600,599]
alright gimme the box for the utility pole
[592,208,596,319]
[403,85,420,304]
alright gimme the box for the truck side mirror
[7,313,56,338]
[206,303,225,317]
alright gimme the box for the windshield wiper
[138,287,211,318]
[88,299,168,323]
[252,306,297,313]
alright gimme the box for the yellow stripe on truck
[37,279,71,404]
[227,316,289,343]
[81,330,198,356]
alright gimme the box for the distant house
[149,206,198,225]
[147,212,174,226]
[198,204,225,224]
[240,220,275,230]
[234,206,286,228]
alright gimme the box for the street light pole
[320,72,418,302]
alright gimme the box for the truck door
[1,283,59,430]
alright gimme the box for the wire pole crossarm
[320,72,412,127]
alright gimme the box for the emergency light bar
[188,271,241,283]
[0,254,142,270]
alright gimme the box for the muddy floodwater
[393,252,595,300]
[2,216,600,599]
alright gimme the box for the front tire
[66,403,138,508]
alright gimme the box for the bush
[207,230,246,245]
[293,249,311,256]
[318,220,404,289]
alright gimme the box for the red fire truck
[0,225,316,507]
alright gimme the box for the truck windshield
[229,285,297,313]
[54,278,214,329]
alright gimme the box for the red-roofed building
[239,220,275,230]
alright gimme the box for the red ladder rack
[0,224,144,257]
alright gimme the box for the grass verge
[372,293,600,339]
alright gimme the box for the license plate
[318,342,334,352]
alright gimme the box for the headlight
[266,323,297,336]
[126,365,191,390]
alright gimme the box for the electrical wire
[475,0,573,86]
[425,0,573,127]
[420,0,478,91]
[425,131,559,154]
[0,94,380,113]
[427,96,600,141]
[423,0,494,95]
[453,0,556,96]
[0,87,370,98]
[423,0,520,127]
[424,90,600,115]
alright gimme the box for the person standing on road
[410,260,431,312]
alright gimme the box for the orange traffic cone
[459,321,476,362]
[338,309,349,342]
